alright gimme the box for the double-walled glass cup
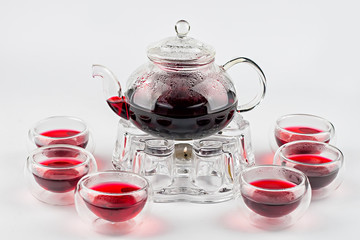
[274,140,344,200]
[28,116,94,152]
[75,171,150,234]
[271,114,335,151]
[25,144,97,205]
[239,165,311,230]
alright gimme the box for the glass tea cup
[239,165,311,230]
[273,140,344,200]
[75,171,150,234]
[28,116,94,152]
[25,144,97,205]
[271,114,335,151]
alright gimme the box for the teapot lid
[147,20,216,66]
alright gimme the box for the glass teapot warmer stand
[112,113,255,203]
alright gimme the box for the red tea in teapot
[107,89,237,140]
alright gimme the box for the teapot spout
[92,64,122,97]
[92,64,130,120]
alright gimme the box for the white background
[1,0,360,239]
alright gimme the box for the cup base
[32,190,74,206]
[90,217,138,235]
[248,211,293,230]
[311,187,336,201]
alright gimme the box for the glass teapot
[93,20,266,140]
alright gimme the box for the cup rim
[275,140,344,167]
[30,116,89,140]
[30,144,93,170]
[78,170,150,196]
[240,165,307,192]
[276,113,335,136]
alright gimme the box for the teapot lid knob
[147,20,215,65]
[175,20,190,38]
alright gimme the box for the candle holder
[112,112,255,203]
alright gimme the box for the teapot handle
[222,57,266,112]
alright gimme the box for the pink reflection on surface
[219,209,259,233]
[255,151,275,165]
[92,154,111,171]
[132,215,169,237]
[220,207,320,232]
